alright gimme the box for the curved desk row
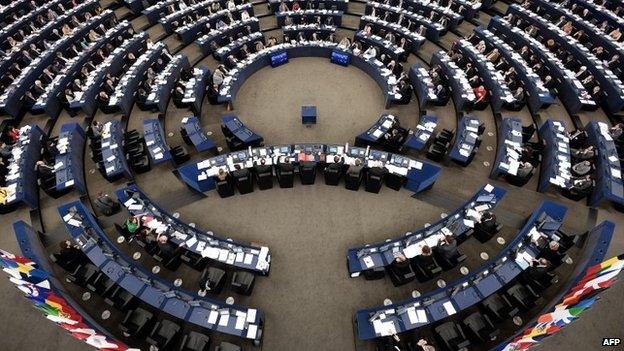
[54,123,87,194]
[365,1,445,42]
[492,117,524,178]
[144,54,190,114]
[195,18,260,55]
[536,0,623,73]
[143,119,172,165]
[354,31,406,62]
[0,0,63,47]
[431,50,476,112]
[178,66,211,114]
[116,184,272,275]
[487,16,594,115]
[181,116,217,152]
[1,124,44,211]
[108,42,168,117]
[473,26,554,115]
[360,16,425,54]
[0,7,111,118]
[275,9,343,27]
[177,143,441,195]
[508,4,624,115]
[268,0,349,11]
[455,38,519,113]
[585,121,624,207]
[570,0,624,34]
[495,218,616,350]
[354,114,437,152]
[409,64,442,109]
[10,220,134,350]
[347,184,506,276]
[402,0,463,27]
[143,0,177,25]
[33,20,132,119]
[538,119,572,193]
[99,120,133,181]
[0,0,98,82]
[217,40,403,108]
[58,201,265,341]
[70,32,148,116]
[355,200,567,340]
[214,31,264,62]
[283,24,336,40]
[160,0,229,35]
[448,115,482,166]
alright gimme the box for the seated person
[567,175,593,195]
[571,160,592,176]
[516,161,534,179]
[525,258,553,284]
[35,160,55,179]
[474,210,497,238]
[540,240,564,267]
[570,146,595,160]
[347,158,364,177]
[414,245,436,271]
[122,215,142,238]
[56,240,89,270]
[433,235,459,262]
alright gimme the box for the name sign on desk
[270,52,288,68]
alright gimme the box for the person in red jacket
[474,85,488,103]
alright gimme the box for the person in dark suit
[540,241,564,267]
[415,245,436,270]
[56,240,88,270]
[475,211,497,237]
[433,235,458,261]
[526,258,552,282]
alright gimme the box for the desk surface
[355,200,567,340]
[58,201,264,340]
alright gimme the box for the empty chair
[147,320,181,350]
[230,271,256,296]
[119,308,155,337]
[276,163,294,188]
[179,331,211,351]
[171,145,190,164]
[365,167,385,193]
[199,266,227,294]
[426,143,446,162]
[386,257,416,286]
[215,342,241,351]
[385,173,404,191]
[462,311,499,342]
[86,274,115,296]
[66,263,102,287]
[434,321,471,351]
[505,284,539,311]
[180,251,208,271]
[104,286,137,312]
[363,266,385,280]
[324,161,342,185]
[299,161,317,185]
[180,127,192,145]
[481,293,518,321]
[232,167,253,194]
[254,163,273,189]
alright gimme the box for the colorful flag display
[0,248,138,351]
[500,255,624,351]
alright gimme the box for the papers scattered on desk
[247,324,258,339]
[406,307,427,324]
[484,183,494,193]
[362,255,375,268]
[207,310,218,325]
[442,301,457,315]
